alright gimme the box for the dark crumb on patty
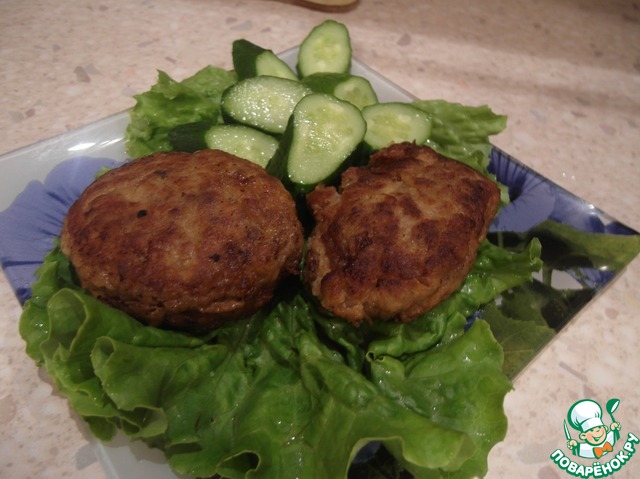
[61,149,304,333]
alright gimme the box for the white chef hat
[568,399,604,433]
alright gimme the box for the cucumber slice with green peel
[302,72,378,110]
[221,76,312,134]
[268,92,366,195]
[297,20,352,77]
[167,121,215,152]
[232,39,298,81]
[204,124,279,168]
[362,102,432,151]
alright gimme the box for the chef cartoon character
[565,399,621,459]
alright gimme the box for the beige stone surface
[1,0,638,477]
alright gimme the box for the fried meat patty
[303,142,500,324]
[61,149,304,332]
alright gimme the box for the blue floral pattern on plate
[0,156,119,303]
[488,148,636,236]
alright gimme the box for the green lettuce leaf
[522,219,640,273]
[370,320,512,479]
[19,238,540,478]
[19,246,82,362]
[481,284,557,379]
[124,66,236,158]
[411,99,507,172]
[20,274,480,478]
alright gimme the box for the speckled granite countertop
[1,1,639,478]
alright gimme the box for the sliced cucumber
[268,93,366,195]
[221,76,312,135]
[362,102,432,151]
[232,39,298,81]
[204,124,278,168]
[168,121,215,152]
[302,72,378,110]
[297,20,352,78]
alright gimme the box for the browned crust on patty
[60,149,304,332]
[303,142,500,325]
